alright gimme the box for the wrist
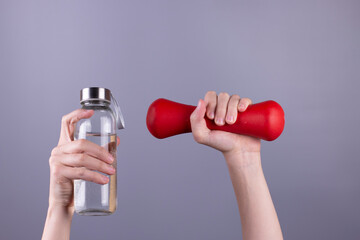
[42,203,73,240]
[47,203,74,220]
[223,150,261,170]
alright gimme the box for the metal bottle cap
[80,87,111,103]
[80,87,125,130]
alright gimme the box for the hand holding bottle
[42,109,119,240]
[48,109,117,209]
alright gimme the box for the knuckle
[61,115,68,124]
[231,94,240,101]
[99,162,106,172]
[192,131,205,144]
[51,164,62,178]
[193,133,201,143]
[50,147,58,156]
[69,116,79,125]
[76,139,87,148]
[77,153,86,163]
[219,92,230,99]
[242,97,252,103]
[77,168,86,177]
[194,135,205,144]
[98,149,107,159]
[205,91,217,105]
[206,91,216,97]
[48,156,55,166]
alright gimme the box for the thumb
[190,99,210,144]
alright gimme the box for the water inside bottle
[74,133,117,216]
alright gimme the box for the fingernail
[226,116,234,123]
[239,104,245,111]
[216,118,224,125]
[102,175,109,183]
[108,155,114,163]
[108,165,116,174]
[209,112,214,119]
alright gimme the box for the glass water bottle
[74,87,125,216]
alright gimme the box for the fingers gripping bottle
[74,87,125,216]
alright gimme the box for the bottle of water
[74,87,125,216]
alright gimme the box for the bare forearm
[224,152,283,240]
[42,205,73,240]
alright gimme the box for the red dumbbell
[146,98,285,141]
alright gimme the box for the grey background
[0,0,359,239]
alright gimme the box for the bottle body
[74,100,117,216]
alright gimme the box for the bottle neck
[81,100,110,108]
